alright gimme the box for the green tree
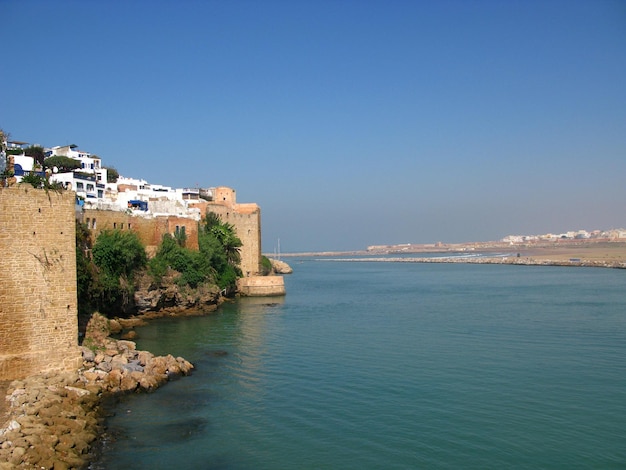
[76,221,97,315]
[149,234,214,288]
[203,213,242,267]
[89,230,147,316]
[43,156,82,172]
[92,230,146,278]
[104,166,119,183]
[199,212,243,291]
[24,145,46,166]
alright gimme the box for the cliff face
[132,270,222,315]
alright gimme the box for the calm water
[92,261,626,469]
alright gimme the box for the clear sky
[3,0,625,252]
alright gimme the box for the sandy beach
[514,242,626,263]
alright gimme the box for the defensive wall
[0,186,82,381]
[83,187,261,277]
[236,276,286,296]
[192,187,263,277]
[81,208,200,255]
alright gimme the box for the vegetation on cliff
[76,212,243,318]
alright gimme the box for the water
[92,261,626,469]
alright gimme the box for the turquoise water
[92,261,626,469]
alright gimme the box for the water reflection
[92,296,286,470]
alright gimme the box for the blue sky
[3,0,625,252]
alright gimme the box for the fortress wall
[204,187,262,276]
[236,276,285,296]
[0,187,82,380]
[206,202,262,276]
[88,185,262,276]
[82,209,199,252]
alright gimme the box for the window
[113,222,117,229]
[76,182,84,190]
[92,219,96,229]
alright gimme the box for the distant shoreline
[315,255,626,269]
[269,239,626,268]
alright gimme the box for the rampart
[83,187,260,275]
[202,187,262,276]
[0,187,82,380]
[236,276,286,296]
[81,209,200,254]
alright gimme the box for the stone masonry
[0,186,82,381]
[204,187,262,276]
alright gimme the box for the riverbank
[304,241,626,269]
[0,314,194,469]
[281,240,626,266]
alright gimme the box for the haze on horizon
[3,0,625,253]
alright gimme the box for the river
[91,259,626,469]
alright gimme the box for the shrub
[261,256,272,275]
[92,230,146,278]
[150,234,215,288]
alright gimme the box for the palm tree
[210,222,242,266]
[203,212,243,267]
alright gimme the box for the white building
[48,144,108,184]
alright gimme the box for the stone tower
[205,187,262,277]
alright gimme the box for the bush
[261,256,272,275]
[89,230,147,316]
[20,173,65,191]
[92,230,147,278]
[149,234,215,288]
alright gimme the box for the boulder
[270,258,293,274]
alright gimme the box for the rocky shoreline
[0,313,194,469]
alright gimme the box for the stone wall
[236,276,285,296]
[0,186,82,380]
[204,187,262,276]
[82,209,199,253]
[83,187,262,276]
